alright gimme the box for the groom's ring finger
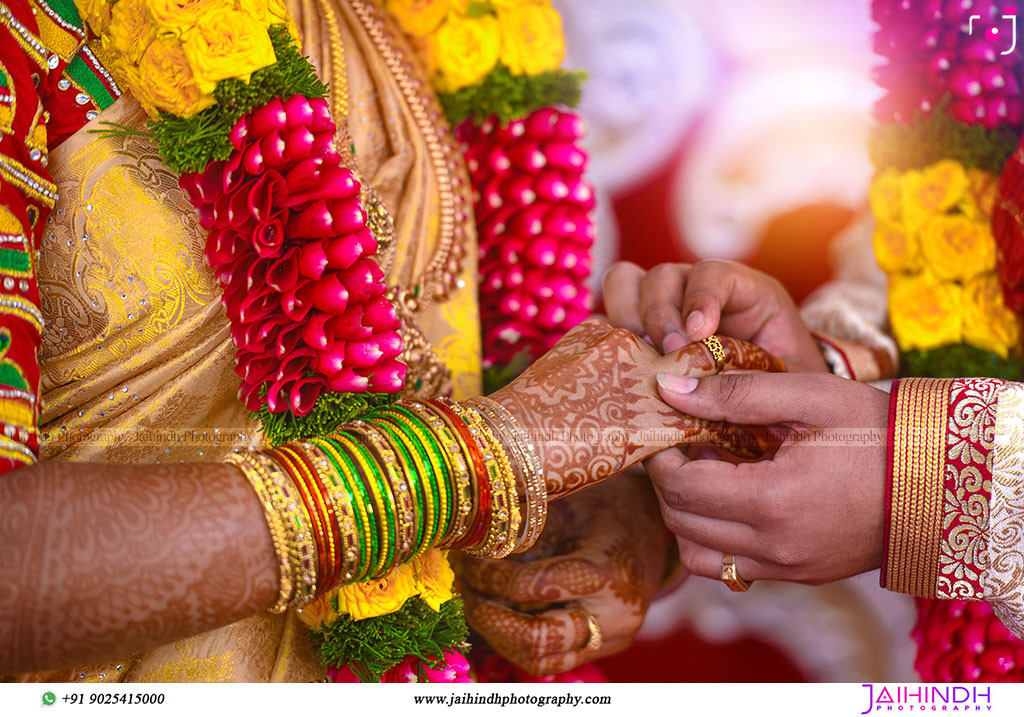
[675,537,769,582]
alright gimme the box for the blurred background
[552,0,918,682]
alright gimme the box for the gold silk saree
[20,0,481,682]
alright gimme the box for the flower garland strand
[387,0,595,381]
[869,0,1024,683]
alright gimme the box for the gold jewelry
[720,553,752,592]
[584,612,603,652]
[702,335,726,374]
[227,453,294,613]
[465,396,546,554]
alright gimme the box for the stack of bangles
[226,396,546,613]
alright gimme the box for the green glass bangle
[343,427,398,579]
[325,434,381,581]
[310,436,369,582]
[375,408,452,544]
[369,412,440,554]
[388,405,455,539]
[370,419,427,557]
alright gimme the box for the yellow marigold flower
[498,3,564,76]
[335,564,418,621]
[106,0,157,65]
[144,0,229,34]
[182,9,277,94]
[958,168,999,221]
[888,273,963,352]
[873,222,921,275]
[412,549,455,611]
[386,0,450,37]
[78,0,113,35]
[431,15,501,91]
[918,214,996,281]
[900,159,969,230]
[133,38,215,118]
[296,591,341,629]
[962,274,1022,359]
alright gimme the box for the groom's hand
[648,370,889,585]
[603,260,827,372]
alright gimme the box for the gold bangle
[465,396,546,554]
[227,453,294,613]
[311,436,373,583]
[457,403,520,559]
[249,451,318,607]
[331,430,393,580]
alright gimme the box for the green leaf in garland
[869,97,1018,175]
[465,1,496,18]
[254,391,395,447]
[902,344,1024,381]
[150,26,328,173]
[313,596,469,683]
[482,351,533,394]
[440,63,587,126]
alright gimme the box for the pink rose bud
[363,296,400,331]
[284,126,315,162]
[344,338,385,369]
[338,259,386,303]
[249,98,287,136]
[302,311,332,350]
[327,366,369,392]
[316,341,349,377]
[308,97,334,133]
[229,117,249,150]
[282,282,314,322]
[243,142,265,176]
[329,305,373,341]
[311,273,350,314]
[283,94,314,129]
[364,359,406,393]
[284,157,325,194]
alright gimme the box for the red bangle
[428,399,491,550]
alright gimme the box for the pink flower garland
[459,107,595,371]
[872,0,1022,128]
[914,599,1023,681]
[180,95,406,417]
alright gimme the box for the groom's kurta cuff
[883,377,999,600]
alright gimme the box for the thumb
[655,371,831,426]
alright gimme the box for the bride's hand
[490,318,784,501]
[460,472,671,676]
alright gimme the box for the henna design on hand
[491,320,781,500]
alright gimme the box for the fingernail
[642,334,655,347]
[657,373,699,394]
[685,311,705,336]
[662,331,687,353]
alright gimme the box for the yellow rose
[918,214,996,281]
[962,274,1022,359]
[296,591,341,629]
[958,168,999,221]
[900,159,969,230]
[133,38,215,118]
[411,549,455,611]
[144,0,230,33]
[431,15,500,91]
[873,222,921,274]
[869,168,903,225]
[335,564,418,621]
[498,4,564,76]
[78,0,113,35]
[106,0,157,65]
[182,9,277,94]
[247,0,300,41]
[386,0,450,37]
[888,273,963,352]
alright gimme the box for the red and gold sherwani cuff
[812,332,897,383]
[883,377,1000,600]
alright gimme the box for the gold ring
[583,612,602,652]
[702,335,726,374]
[720,553,752,592]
